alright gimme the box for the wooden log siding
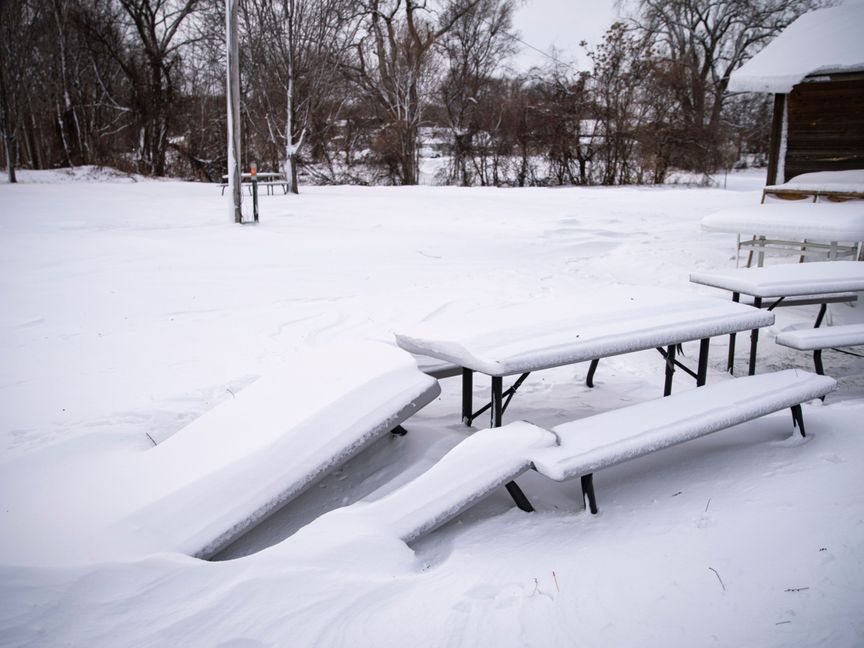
[784,74,864,182]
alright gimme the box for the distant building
[728,4,864,185]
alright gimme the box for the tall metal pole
[226,0,242,223]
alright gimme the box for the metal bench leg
[506,482,534,512]
[697,338,710,387]
[663,344,676,396]
[748,296,762,376]
[790,404,806,438]
[586,358,599,388]
[581,474,598,514]
[391,425,407,436]
[728,292,740,374]
[461,368,473,426]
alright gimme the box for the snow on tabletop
[700,203,864,240]
[690,260,864,297]
[776,323,864,351]
[354,421,556,543]
[531,370,836,482]
[767,169,864,194]
[728,4,864,94]
[395,287,772,376]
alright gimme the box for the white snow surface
[395,289,773,376]
[1,168,863,647]
[531,370,836,481]
[690,260,864,298]
[766,169,864,194]
[776,323,864,351]
[728,3,864,93]
[701,203,864,241]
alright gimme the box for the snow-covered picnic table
[395,288,774,429]
[220,172,288,195]
[690,260,864,374]
[701,202,864,266]
[762,170,864,202]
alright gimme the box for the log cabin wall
[783,72,864,182]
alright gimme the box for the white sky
[509,0,619,72]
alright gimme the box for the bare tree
[342,0,483,185]
[626,0,818,172]
[438,0,516,186]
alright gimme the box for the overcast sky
[509,0,619,72]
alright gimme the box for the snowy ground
[1,168,862,647]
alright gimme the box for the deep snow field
[1,167,862,647]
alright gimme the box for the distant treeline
[0,0,820,187]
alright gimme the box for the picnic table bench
[690,260,864,376]
[112,342,439,558]
[349,370,834,542]
[220,172,289,196]
[701,203,864,267]
[776,323,864,375]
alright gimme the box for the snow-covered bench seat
[529,370,835,512]
[113,342,440,558]
[700,203,864,267]
[762,170,864,203]
[356,421,556,543]
[343,371,833,543]
[776,324,864,375]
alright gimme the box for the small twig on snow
[705,498,712,513]
[552,571,560,593]
[708,567,726,592]
[145,432,157,447]
[784,587,809,593]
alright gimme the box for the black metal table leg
[815,303,828,328]
[748,296,762,376]
[727,292,740,374]
[697,337,710,387]
[490,375,534,512]
[581,474,598,514]
[586,358,599,388]
[663,344,676,397]
[814,350,824,376]
[791,404,806,437]
[461,368,473,426]
[491,376,503,428]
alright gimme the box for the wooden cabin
[728,4,864,186]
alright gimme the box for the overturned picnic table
[690,260,864,376]
[701,202,864,266]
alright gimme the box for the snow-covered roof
[728,3,864,94]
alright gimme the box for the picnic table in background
[220,172,289,196]
[761,169,864,203]
[701,202,864,267]
[690,260,864,375]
